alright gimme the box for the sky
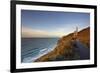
[21,10,90,38]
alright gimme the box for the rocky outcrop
[35,27,90,62]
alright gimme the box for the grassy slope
[35,27,90,62]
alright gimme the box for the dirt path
[73,40,90,59]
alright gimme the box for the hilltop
[35,27,90,62]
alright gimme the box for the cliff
[35,27,90,62]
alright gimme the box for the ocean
[21,38,59,63]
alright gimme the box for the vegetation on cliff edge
[35,27,90,62]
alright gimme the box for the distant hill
[35,27,90,62]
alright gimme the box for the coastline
[35,27,90,62]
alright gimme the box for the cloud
[21,26,76,38]
[22,27,53,38]
[52,27,75,37]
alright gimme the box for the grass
[35,27,90,62]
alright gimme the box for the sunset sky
[21,10,90,38]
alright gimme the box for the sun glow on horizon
[22,26,70,38]
[21,25,89,38]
